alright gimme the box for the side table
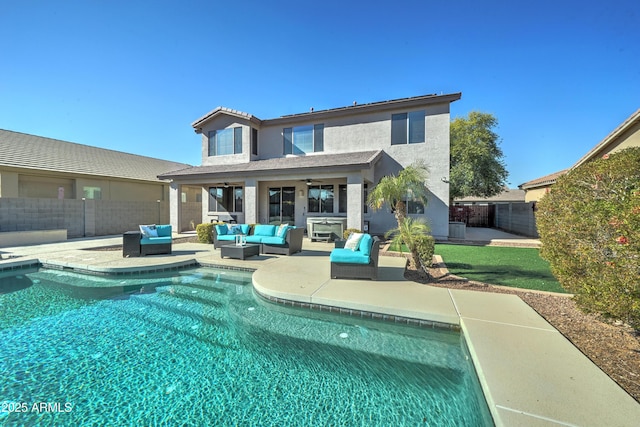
[123,231,141,257]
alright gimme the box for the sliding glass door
[268,187,295,225]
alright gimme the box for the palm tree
[384,217,431,269]
[367,162,430,228]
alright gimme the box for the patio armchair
[330,234,380,280]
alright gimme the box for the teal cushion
[155,225,172,237]
[215,225,227,235]
[246,235,263,244]
[254,224,276,236]
[330,248,371,264]
[239,224,250,234]
[359,234,373,257]
[261,236,286,245]
[141,236,172,245]
[216,235,236,241]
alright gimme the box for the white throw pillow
[344,232,364,251]
[139,224,158,238]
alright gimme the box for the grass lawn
[434,244,566,293]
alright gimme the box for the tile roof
[0,129,191,182]
[159,150,383,180]
[192,92,462,130]
[191,107,259,129]
[454,188,525,203]
[518,169,568,190]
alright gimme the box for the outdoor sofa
[212,223,304,255]
[123,224,172,257]
[330,233,380,280]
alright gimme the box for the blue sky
[1,0,638,187]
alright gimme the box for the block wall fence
[0,198,172,239]
[495,202,539,238]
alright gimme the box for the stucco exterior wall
[242,103,451,237]
[0,171,19,198]
[199,116,254,166]
[524,187,550,202]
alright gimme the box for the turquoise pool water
[0,267,493,426]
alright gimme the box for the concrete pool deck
[1,232,638,426]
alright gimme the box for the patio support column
[169,181,180,232]
[244,178,258,224]
[346,173,363,231]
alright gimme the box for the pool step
[227,298,467,371]
[128,292,227,326]
[109,295,239,349]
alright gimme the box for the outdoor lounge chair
[330,234,380,280]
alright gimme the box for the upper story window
[251,128,258,156]
[283,124,324,155]
[208,127,242,156]
[391,110,425,145]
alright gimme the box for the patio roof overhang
[158,150,383,182]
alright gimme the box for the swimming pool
[0,267,493,426]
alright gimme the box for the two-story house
[159,92,461,239]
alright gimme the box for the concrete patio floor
[1,231,638,426]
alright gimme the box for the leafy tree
[536,148,640,329]
[367,162,429,227]
[450,111,508,201]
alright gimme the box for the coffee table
[220,243,260,260]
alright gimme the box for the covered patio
[159,150,385,235]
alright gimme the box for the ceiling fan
[301,178,325,186]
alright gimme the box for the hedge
[536,147,640,328]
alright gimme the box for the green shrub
[195,223,214,244]
[536,147,640,328]
[415,234,435,271]
[343,228,363,239]
[384,217,431,269]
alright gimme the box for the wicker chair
[330,235,380,280]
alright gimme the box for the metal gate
[449,205,495,227]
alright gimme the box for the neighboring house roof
[520,108,640,191]
[0,129,191,182]
[519,169,568,190]
[572,108,640,169]
[192,92,462,132]
[454,188,525,203]
[159,150,383,180]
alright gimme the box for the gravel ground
[405,261,640,404]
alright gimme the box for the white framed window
[308,185,334,213]
[391,110,425,145]
[283,124,324,155]
[208,127,242,156]
[83,186,102,200]
[209,186,243,212]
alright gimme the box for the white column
[346,173,363,231]
[245,179,258,224]
[169,181,180,232]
